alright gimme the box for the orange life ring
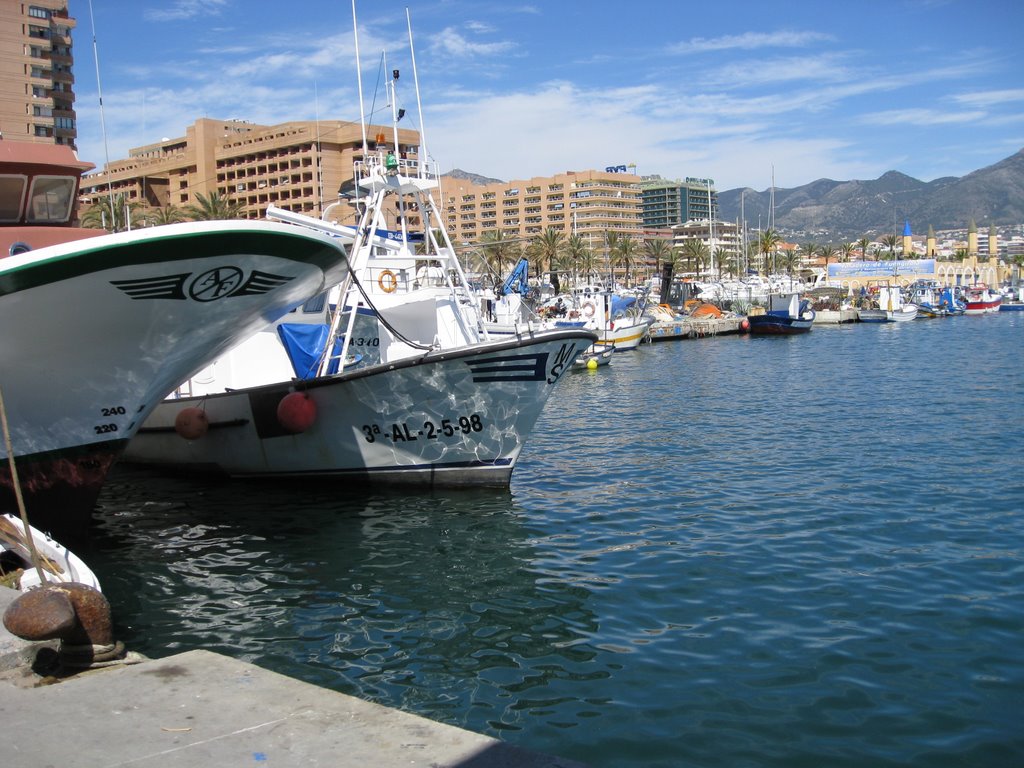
[582,301,596,318]
[378,269,398,293]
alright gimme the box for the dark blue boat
[747,295,815,335]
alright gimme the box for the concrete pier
[1,587,585,768]
[813,308,859,324]
[648,315,743,340]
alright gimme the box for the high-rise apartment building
[639,175,718,228]
[79,117,422,225]
[440,169,643,246]
[0,1,77,147]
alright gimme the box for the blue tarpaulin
[610,295,636,317]
[277,323,343,379]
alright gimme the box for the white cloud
[429,27,518,58]
[705,54,856,89]
[953,88,1024,107]
[144,0,229,23]
[421,81,879,190]
[859,108,987,126]
[669,30,834,55]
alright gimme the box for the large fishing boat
[122,46,594,487]
[0,142,349,531]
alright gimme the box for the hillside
[442,168,504,186]
[716,148,1024,240]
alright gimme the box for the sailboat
[857,284,918,322]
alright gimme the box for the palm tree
[801,241,818,264]
[881,234,899,259]
[612,235,640,287]
[80,192,140,233]
[838,241,856,263]
[184,191,245,221]
[565,233,591,288]
[713,246,731,279]
[858,236,871,260]
[681,238,708,275]
[644,238,675,280]
[779,247,801,276]
[531,227,566,293]
[603,230,621,284]
[141,205,186,227]
[724,248,746,279]
[758,228,781,274]
[817,243,838,274]
[577,242,601,286]
[479,229,515,284]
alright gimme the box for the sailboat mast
[740,190,747,275]
[707,179,715,277]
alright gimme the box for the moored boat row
[2,55,595,538]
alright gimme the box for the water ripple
[86,316,1024,767]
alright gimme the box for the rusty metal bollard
[3,582,126,671]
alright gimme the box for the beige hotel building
[79,117,423,227]
[439,168,645,249]
[0,1,77,148]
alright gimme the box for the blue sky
[73,0,1024,191]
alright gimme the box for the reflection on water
[88,470,603,735]
[84,313,1024,768]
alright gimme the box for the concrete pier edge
[1,586,586,767]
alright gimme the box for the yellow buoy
[586,358,599,370]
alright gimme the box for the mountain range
[446,147,1024,243]
[716,148,1024,241]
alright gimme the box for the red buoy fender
[277,391,317,433]
[740,318,750,332]
[174,406,209,440]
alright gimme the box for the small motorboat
[0,513,101,592]
[572,344,614,371]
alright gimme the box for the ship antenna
[88,0,117,228]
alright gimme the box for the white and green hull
[0,220,347,530]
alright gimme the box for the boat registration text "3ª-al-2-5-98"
[361,414,485,443]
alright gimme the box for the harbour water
[79,313,1021,767]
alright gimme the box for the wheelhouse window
[0,176,28,221]
[26,175,76,224]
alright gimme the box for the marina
[5,310,1018,768]
[1,4,1022,767]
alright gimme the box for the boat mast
[769,165,776,275]
[740,190,747,276]
[707,179,715,278]
[352,0,369,155]
[406,8,428,178]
